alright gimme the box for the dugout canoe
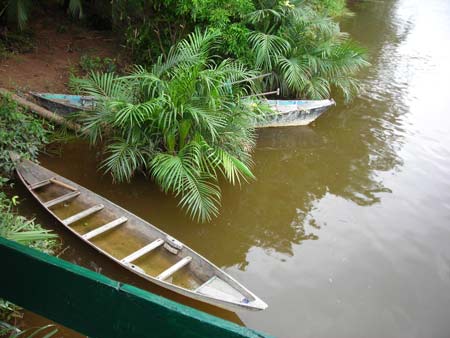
[260,99,335,128]
[30,92,334,127]
[12,154,267,312]
[30,92,96,116]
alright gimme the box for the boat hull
[13,156,267,312]
[258,99,335,128]
[30,92,334,128]
[30,93,95,116]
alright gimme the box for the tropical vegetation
[244,1,369,100]
[1,1,368,101]
[74,29,268,222]
[0,1,369,222]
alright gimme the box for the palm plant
[246,0,369,100]
[74,29,267,222]
[0,182,58,253]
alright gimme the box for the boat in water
[261,99,335,128]
[30,92,96,116]
[30,92,334,127]
[12,154,267,312]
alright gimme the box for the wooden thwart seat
[121,238,164,264]
[30,178,54,190]
[62,204,104,225]
[157,256,192,281]
[44,191,80,208]
[82,216,128,240]
[30,177,77,191]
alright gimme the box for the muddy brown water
[9,0,450,337]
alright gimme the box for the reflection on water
[10,0,450,336]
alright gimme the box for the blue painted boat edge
[30,92,96,114]
[31,92,86,106]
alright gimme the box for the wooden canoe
[30,92,96,116]
[12,154,267,312]
[30,92,334,128]
[260,99,335,128]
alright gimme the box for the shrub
[73,29,269,222]
[0,96,51,177]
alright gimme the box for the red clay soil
[0,17,120,93]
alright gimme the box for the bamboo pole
[228,73,272,85]
[0,88,81,131]
[49,178,78,191]
[243,88,280,99]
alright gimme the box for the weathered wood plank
[121,238,164,264]
[157,256,192,281]
[82,217,127,240]
[44,191,80,208]
[29,178,52,190]
[62,204,104,226]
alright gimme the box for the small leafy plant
[79,54,116,74]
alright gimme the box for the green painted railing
[0,237,271,338]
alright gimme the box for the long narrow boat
[30,92,96,115]
[30,92,334,127]
[12,154,267,312]
[261,99,335,128]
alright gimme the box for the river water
[13,0,450,337]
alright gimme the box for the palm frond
[110,99,160,128]
[207,146,255,185]
[248,32,290,71]
[151,143,221,222]
[184,104,226,142]
[74,72,126,100]
[302,76,331,99]
[276,55,310,94]
[123,66,167,98]
[152,28,220,76]
[101,138,153,182]
[245,8,282,25]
